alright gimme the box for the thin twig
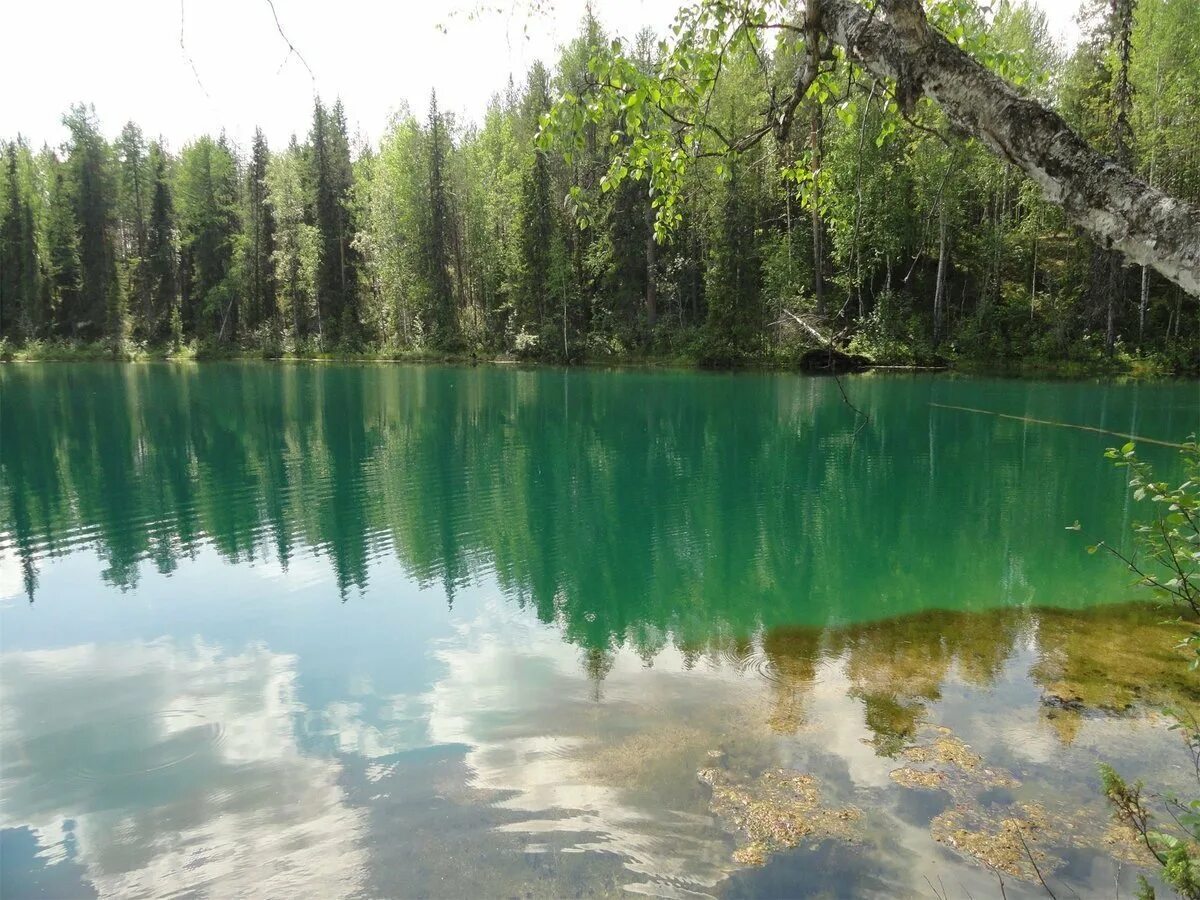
[1015,828,1056,900]
[264,0,316,85]
[835,369,870,436]
[905,146,960,282]
[179,0,211,99]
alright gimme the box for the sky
[1,0,1082,153]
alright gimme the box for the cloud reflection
[1,639,367,898]
[422,600,784,895]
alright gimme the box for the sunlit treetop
[540,0,1049,242]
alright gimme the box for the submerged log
[799,347,872,372]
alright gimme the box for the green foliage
[2,0,1198,368]
[1099,439,1200,657]
[176,135,240,340]
[1097,439,1200,898]
[311,98,360,346]
[62,104,116,340]
[243,128,277,334]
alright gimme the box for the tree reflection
[1,364,1193,714]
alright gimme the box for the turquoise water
[1,363,1197,898]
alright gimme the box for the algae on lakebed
[1033,604,1200,743]
[930,802,1053,880]
[698,766,862,866]
[887,721,1159,883]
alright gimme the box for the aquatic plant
[697,766,861,866]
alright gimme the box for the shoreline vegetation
[0,337,1183,378]
[3,4,1198,380]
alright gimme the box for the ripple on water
[62,710,226,783]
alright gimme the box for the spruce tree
[177,135,238,339]
[115,122,150,336]
[62,104,116,340]
[246,127,277,330]
[1,142,46,338]
[310,99,359,344]
[518,64,555,343]
[0,142,23,337]
[44,158,82,336]
[424,91,456,346]
[145,141,177,342]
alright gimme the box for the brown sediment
[895,723,1168,883]
[1037,804,1168,868]
[583,724,711,788]
[1033,606,1200,745]
[901,734,982,772]
[698,766,861,866]
[930,802,1055,879]
[889,766,947,789]
[1099,820,1161,866]
[894,726,1020,789]
[752,604,1190,754]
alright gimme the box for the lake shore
[2,338,1190,378]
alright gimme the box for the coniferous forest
[1,0,1198,370]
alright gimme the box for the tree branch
[818,0,1200,296]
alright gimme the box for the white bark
[933,202,948,344]
[818,0,1200,298]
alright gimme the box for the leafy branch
[1089,437,1200,899]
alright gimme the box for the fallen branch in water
[776,310,871,435]
[929,403,1185,449]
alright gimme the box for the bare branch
[179,0,211,100]
[264,0,316,86]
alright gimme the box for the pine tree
[18,160,41,336]
[518,64,555,343]
[246,127,277,330]
[329,100,359,341]
[177,135,239,339]
[1,142,24,337]
[424,91,457,346]
[310,99,360,344]
[44,156,82,336]
[62,104,116,340]
[704,157,763,362]
[115,122,150,337]
[145,141,177,342]
[267,134,320,342]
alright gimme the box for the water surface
[2,363,1197,898]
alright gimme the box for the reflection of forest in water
[3,596,1194,899]
[751,602,1198,749]
[3,362,1199,898]
[2,364,1196,646]
[5,362,1196,742]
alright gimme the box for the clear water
[1,363,1197,898]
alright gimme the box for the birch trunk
[818,0,1200,297]
[933,202,948,346]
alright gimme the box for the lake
[1,363,1198,898]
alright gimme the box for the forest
[0,0,1197,371]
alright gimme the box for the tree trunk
[1105,253,1119,356]
[645,201,657,328]
[1029,226,1038,322]
[933,202,948,346]
[1138,265,1149,348]
[818,0,1200,297]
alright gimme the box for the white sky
[2,0,1081,154]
